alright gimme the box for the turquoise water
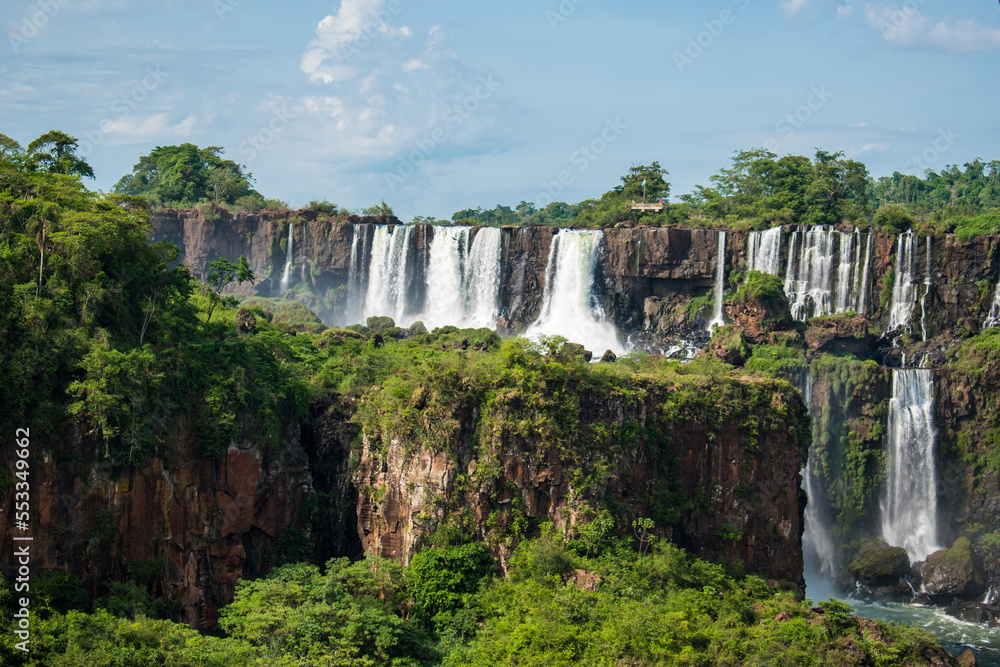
[806,578,1000,665]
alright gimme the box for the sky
[2,0,999,221]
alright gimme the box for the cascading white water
[464,227,503,328]
[881,368,940,564]
[785,228,836,321]
[364,224,413,324]
[889,231,917,333]
[800,368,839,594]
[783,227,872,321]
[834,232,856,314]
[747,226,782,274]
[421,226,504,329]
[280,223,295,293]
[984,281,1000,329]
[529,229,624,355]
[424,227,471,328]
[921,238,933,342]
[856,232,873,315]
[707,231,726,332]
[746,226,871,321]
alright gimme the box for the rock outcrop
[354,377,809,585]
[921,539,987,600]
[847,540,912,601]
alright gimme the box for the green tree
[114,143,259,207]
[205,255,254,323]
[26,130,94,178]
[363,199,395,220]
[615,162,670,202]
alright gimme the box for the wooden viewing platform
[630,201,664,212]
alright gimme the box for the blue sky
[2,0,998,220]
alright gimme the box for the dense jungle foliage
[1,532,951,666]
[451,149,1000,235]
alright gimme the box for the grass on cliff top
[313,332,811,467]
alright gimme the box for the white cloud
[865,5,1000,52]
[101,112,198,142]
[293,3,517,166]
[836,4,855,19]
[782,0,809,18]
[301,0,412,84]
[928,18,1000,53]
[855,142,892,155]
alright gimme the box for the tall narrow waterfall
[364,224,414,324]
[707,231,726,332]
[881,369,940,563]
[747,227,782,274]
[280,223,295,293]
[889,231,917,333]
[800,369,839,594]
[984,280,1000,329]
[921,238,933,342]
[529,229,623,354]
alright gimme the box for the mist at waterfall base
[334,225,626,356]
[526,230,625,356]
[802,369,1000,664]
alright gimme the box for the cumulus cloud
[865,5,1000,52]
[836,4,855,19]
[301,0,412,84]
[294,0,517,166]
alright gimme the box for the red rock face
[0,419,315,630]
[354,388,807,586]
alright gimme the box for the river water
[805,578,1000,665]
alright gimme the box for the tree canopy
[114,143,260,208]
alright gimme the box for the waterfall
[785,228,836,321]
[528,229,624,355]
[747,227,782,274]
[363,224,414,324]
[856,232,873,315]
[746,226,871,321]
[984,281,1000,329]
[420,226,504,329]
[920,238,933,342]
[783,227,872,321]
[881,369,940,564]
[280,223,295,293]
[465,227,503,328]
[800,368,839,589]
[707,231,726,332]
[345,224,372,324]
[889,231,917,333]
[424,227,471,328]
